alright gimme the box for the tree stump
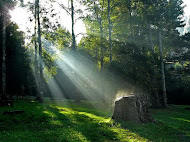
[112,95,155,123]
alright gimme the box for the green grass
[0,100,190,142]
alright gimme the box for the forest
[0,0,190,141]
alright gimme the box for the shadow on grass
[116,105,190,142]
[44,105,120,141]
[2,101,189,142]
[50,100,113,117]
[1,101,131,141]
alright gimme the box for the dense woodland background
[0,0,190,106]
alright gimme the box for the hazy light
[9,0,86,43]
[10,7,30,32]
[183,0,190,17]
[45,47,128,105]
[47,77,66,100]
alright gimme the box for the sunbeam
[42,44,133,106]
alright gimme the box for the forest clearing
[0,100,190,142]
[1,0,190,141]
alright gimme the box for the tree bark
[71,0,76,50]
[158,30,167,107]
[2,13,6,98]
[112,95,155,123]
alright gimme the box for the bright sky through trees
[9,0,86,42]
[9,0,190,41]
[10,7,29,32]
[183,0,190,16]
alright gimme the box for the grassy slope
[0,100,190,142]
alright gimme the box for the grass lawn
[0,100,190,142]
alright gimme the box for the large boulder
[112,94,155,123]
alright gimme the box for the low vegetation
[0,100,189,142]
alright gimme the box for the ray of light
[27,38,133,106]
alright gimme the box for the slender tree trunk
[100,0,105,71]
[71,0,80,103]
[71,0,76,50]
[93,1,104,68]
[36,0,43,102]
[108,0,112,63]
[129,12,133,39]
[128,0,133,39]
[34,0,38,85]
[100,19,104,70]
[158,30,167,107]
[93,2,100,64]
[2,14,6,98]
[148,24,160,107]
[130,11,136,85]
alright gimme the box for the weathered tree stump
[112,95,155,123]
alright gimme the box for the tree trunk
[108,0,112,63]
[100,19,104,70]
[71,0,76,50]
[148,24,160,108]
[112,94,155,123]
[2,13,6,98]
[34,0,38,87]
[93,1,104,69]
[158,30,167,107]
[36,0,43,102]
[100,0,104,71]
[70,0,81,103]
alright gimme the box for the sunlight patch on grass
[62,128,89,141]
[49,105,148,142]
[1,101,190,142]
[109,125,148,142]
[170,117,190,123]
[43,110,57,118]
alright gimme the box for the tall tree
[55,0,77,50]
[0,0,14,98]
[141,0,161,107]
[158,30,167,107]
[2,6,7,98]
[36,0,43,102]
[34,0,38,89]
[99,1,104,70]
[156,0,184,107]
[71,0,76,50]
[92,0,105,70]
[108,0,112,63]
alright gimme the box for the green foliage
[79,0,188,105]
[43,27,71,50]
[174,62,183,70]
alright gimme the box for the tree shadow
[45,105,120,141]
[4,101,188,142]
[0,101,125,141]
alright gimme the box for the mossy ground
[0,100,190,142]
